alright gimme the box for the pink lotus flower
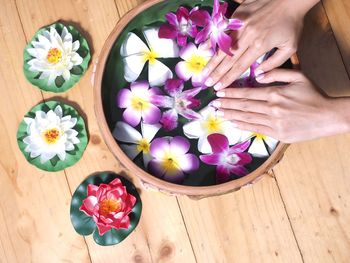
[117,81,161,127]
[175,43,214,87]
[159,6,198,46]
[148,136,199,183]
[79,178,137,235]
[200,134,252,183]
[191,0,243,55]
[152,79,201,131]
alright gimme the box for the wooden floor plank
[0,0,91,262]
[273,3,350,262]
[322,0,350,76]
[115,0,146,17]
[15,0,197,262]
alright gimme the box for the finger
[255,48,295,74]
[202,49,227,85]
[232,120,274,137]
[216,87,271,101]
[256,69,304,84]
[218,109,271,126]
[215,47,264,90]
[213,98,270,114]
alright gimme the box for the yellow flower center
[131,96,150,111]
[47,48,62,64]
[137,138,150,153]
[99,199,121,216]
[161,153,180,173]
[144,50,158,65]
[254,133,266,141]
[43,128,61,144]
[186,55,208,74]
[202,115,223,133]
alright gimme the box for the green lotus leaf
[23,22,91,93]
[70,172,142,246]
[17,100,88,172]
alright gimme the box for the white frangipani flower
[113,121,161,167]
[27,26,83,85]
[23,105,80,164]
[240,130,278,157]
[183,106,241,153]
[120,27,179,86]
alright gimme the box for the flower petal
[122,107,141,127]
[264,136,279,152]
[96,222,112,236]
[143,152,153,168]
[236,152,252,166]
[163,169,185,183]
[178,154,199,172]
[141,104,161,125]
[195,26,211,44]
[179,42,197,60]
[183,119,203,139]
[198,135,213,154]
[120,32,149,57]
[228,19,243,30]
[165,12,178,26]
[160,109,178,131]
[158,24,178,39]
[122,54,146,83]
[143,27,179,58]
[248,138,269,157]
[113,121,142,143]
[141,122,161,142]
[119,144,141,160]
[150,137,170,159]
[216,165,231,184]
[148,159,166,178]
[200,153,221,165]
[190,10,211,27]
[148,59,173,86]
[175,61,193,82]
[80,196,98,216]
[164,79,184,96]
[177,34,187,47]
[207,133,229,153]
[170,136,190,156]
[217,32,233,56]
[230,165,248,176]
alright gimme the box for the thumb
[256,69,305,84]
[256,48,295,73]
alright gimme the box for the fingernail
[255,69,264,77]
[216,110,224,117]
[214,82,222,91]
[256,74,265,82]
[216,91,225,97]
[205,77,213,86]
[212,101,221,108]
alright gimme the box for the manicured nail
[212,101,221,108]
[214,82,222,91]
[217,110,224,117]
[216,91,225,97]
[255,69,264,76]
[255,73,265,81]
[205,77,213,86]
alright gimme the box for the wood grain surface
[0,0,349,262]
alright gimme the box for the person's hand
[213,69,350,143]
[203,0,315,91]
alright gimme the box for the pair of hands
[203,0,348,143]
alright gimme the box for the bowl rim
[94,0,299,197]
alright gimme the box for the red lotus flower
[79,178,137,235]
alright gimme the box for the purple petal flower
[200,133,252,184]
[159,6,199,47]
[117,81,161,127]
[148,136,199,183]
[160,109,178,131]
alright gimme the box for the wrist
[282,0,320,18]
[327,97,350,135]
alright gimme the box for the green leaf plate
[17,100,88,172]
[70,172,142,246]
[23,22,91,93]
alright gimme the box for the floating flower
[148,136,199,183]
[152,79,201,131]
[27,26,83,85]
[79,178,137,236]
[183,106,241,153]
[22,105,80,164]
[159,6,198,46]
[191,0,243,55]
[200,134,252,183]
[113,121,161,166]
[175,43,214,87]
[120,27,179,86]
[235,54,266,87]
[240,131,278,157]
[117,81,162,127]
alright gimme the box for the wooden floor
[0,0,349,262]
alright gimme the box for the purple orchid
[148,136,199,183]
[159,6,198,46]
[152,79,201,131]
[191,0,243,55]
[117,81,162,127]
[200,133,252,184]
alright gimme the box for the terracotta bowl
[94,0,299,199]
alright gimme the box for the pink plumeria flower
[159,6,198,46]
[240,130,278,158]
[152,79,201,131]
[200,133,252,184]
[191,0,243,55]
[113,121,161,167]
[183,106,241,153]
[117,81,161,127]
[175,43,214,87]
[148,136,199,183]
[120,27,179,86]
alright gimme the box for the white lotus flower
[120,27,179,86]
[23,105,80,164]
[113,121,161,167]
[183,106,241,153]
[240,130,278,157]
[27,26,83,85]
